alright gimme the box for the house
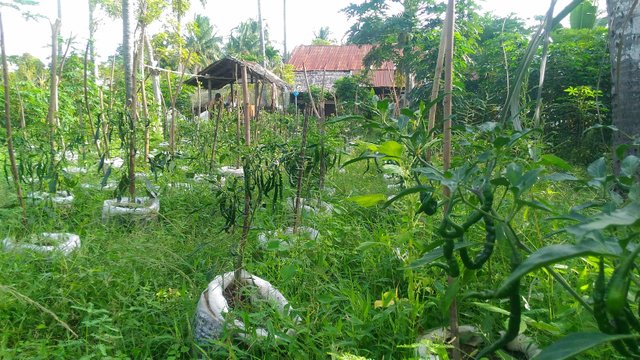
[287,44,397,95]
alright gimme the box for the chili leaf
[347,194,386,207]
[407,242,473,269]
[539,154,572,171]
[535,332,640,360]
[567,202,640,238]
[496,239,621,297]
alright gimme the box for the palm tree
[186,15,223,71]
[312,26,335,45]
[607,0,640,158]
[225,19,262,60]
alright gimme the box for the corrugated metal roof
[370,69,396,88]
[288,45,394,72]
[288,45,397,88]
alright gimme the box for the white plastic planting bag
[2,233,80,256]
[194,270,300,344]
[102,197,160,223]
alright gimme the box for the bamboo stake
[426,17,447,162]
[210,101,222,169]
[302,64,321,118]
[84,40,101,157]
[241,65,251,146]
[15,83,25,129]
[318,70,327,194]
[99,88,110,159]
[293,110,310,233]
[235,64,253,283]
[442,1,460,359]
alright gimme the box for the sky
[2,0,606,63]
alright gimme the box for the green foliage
[185,15,223,69]
[543,27,610,164]
[312,26,335,45]
[334,74,373,113]
[224,19,280,67]
[570,0,597,29]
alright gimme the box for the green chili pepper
[594,258,615,334]
[474,279,521,359]
[606,246,640,317]
[459,215,496,270]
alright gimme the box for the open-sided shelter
[185,56,290,112]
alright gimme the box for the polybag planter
[55,151,78,163]
[63,166,88,175]
[219,166,244,177]
[191,174,226,187]
[168,182,194,191]
[258,226,320,248]
[27,191,74,207]
[193,270,301,344]
[103,157,124,169]
[81,181,117,191]
[2,233,80,256]
[101,197,160,223]
[286,197,334,215]
[416,326,482,359]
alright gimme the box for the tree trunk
[139,26,150,164]
[47,19,61,185]
[57,0,62,58]
[0,11,27,226]
[122,0,136,198]
[283,0,288,61]
[88,0,98,77]
[144,34,163,124]
[607,0,640,162]
[257,0,266,66]
[122,0,134,106]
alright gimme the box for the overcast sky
[2,0,606,63]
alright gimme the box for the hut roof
[184,57,290,90]
[287,45,396,87]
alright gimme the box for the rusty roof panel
[288,45,394,72]
[370,69,396,88]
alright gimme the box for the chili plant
[497,149,640,359]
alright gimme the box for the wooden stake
[293,110,310,233]
[426,17,447,162]
[442,1,460,359]
[241,65,251,146]
[302,63,321,118]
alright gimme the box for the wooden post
[302,63,321,118]
[230,82,235,109]
[241,65,251,146]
